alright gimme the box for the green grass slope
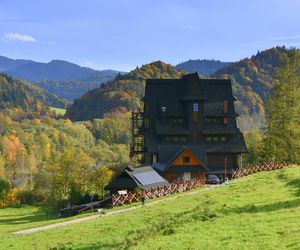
[0,166,299,249]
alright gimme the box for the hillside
[212,46,294,130]
[176,59,231,75]
[0,166,299,249]
[0,56,122,100]
[66,61,185,121]
[0,73,69,111]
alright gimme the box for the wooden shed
[106,165,169,194]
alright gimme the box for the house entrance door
[183,172,191,181]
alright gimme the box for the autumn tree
[2,136,27,187]
[263,49,300,162]
[90,166,114,198]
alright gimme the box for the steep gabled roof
[152,144,207,172]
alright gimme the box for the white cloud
[2,32,37,42]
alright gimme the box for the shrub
[0,176,10,201]
[0,188,19,207]
[18,190,43,205]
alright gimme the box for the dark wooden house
[132,73,247,182]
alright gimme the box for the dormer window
[193,103,199,122]
[193,103,199,112]
[161,106,167,112]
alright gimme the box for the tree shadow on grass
[276,171,290,182]
[68,242,123,250]
[0,206,50,225]
[285,178,300,197]
[225,198,300,215]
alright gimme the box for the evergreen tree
[263,49,300,162]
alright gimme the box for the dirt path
[13,184,222,235]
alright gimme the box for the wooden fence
[231,162,291,179]
[111,177,205,207]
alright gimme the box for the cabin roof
[106,166,169,191]
[152,144,207,172]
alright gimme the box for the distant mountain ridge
[0,73,69,111]
[176,59,231,75]
[0,56,124,100]
[0,56,121,81]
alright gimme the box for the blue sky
[0,0,300,71]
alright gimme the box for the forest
[0,105,132,209]
[0,48,299,211]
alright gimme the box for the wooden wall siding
[163,172,179,183]
[162,171,205,183]
[192,172,205,179]
[170,149,202,166]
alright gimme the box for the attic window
[161,106,167,112]
[183,156,190,164]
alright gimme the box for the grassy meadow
[0,166,299,249]
[49,107,67,116]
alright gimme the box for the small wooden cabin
[132,73,247,181]
[106,166,169,193]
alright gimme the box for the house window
[164,136,187,142]
[173,137,179,142]
[193,103,199,112]
[206,136,212,141]
[183,156,190,164]
[206,136,226,142]
[180,137,187,142]
[171,118,184,124]
[152,154,157,163]
[161,106,167,112]
[223,117,228,125]
[205,117,219,123]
